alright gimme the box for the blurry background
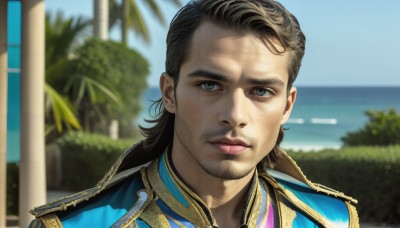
[3,0,400,226]
[46,0,400,150]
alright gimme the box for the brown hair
[140,0,306,171]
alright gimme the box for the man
[30,0,359,227]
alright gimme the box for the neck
[170,149,255,227]
[203,176,254,227]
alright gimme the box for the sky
[45,0,400,87]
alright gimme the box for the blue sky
[46,0,400,87]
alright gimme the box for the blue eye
[253,88,270,96]
[201,82,218,91]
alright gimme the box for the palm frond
[129,0,150,42]
[84,77,122,107]
[167,0,183,7]
[140,0,166,26]
[108,0,120,30]
[64,74,122,107]
[46,11,91,66]
[45,83,82,132]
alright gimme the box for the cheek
[253,102,286,127]
[175,88,212,131]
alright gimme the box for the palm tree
[45,12,121,135]
[109,0,182,45]
[45,12,91,133]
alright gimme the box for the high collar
[145,150,272,227]
[88,141,355,207]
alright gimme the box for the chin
[200,161,254,180]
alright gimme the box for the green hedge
[288,146,400,224]
[341,109,400,146]
[57,131,137,191]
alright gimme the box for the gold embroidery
[147,157,210,226]
[164,155,212,224]
[40,213,63,228]
[241,173,258,225]
[261,171,359,228]
[276,195,296,228]
[274,150,358,204]
[31,141,145,217]
[280,189,335,228]
[139,200,170,227]
[165,213,188,228]
[140,167,152,190]
[252,181,271,227]
[245,179,264,227]
[346,201,360,228]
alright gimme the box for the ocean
[5,86,399,162]
[137,86,400,151]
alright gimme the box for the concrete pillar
[94,0,109,40]
[0,1,8,226]
[19,0,46,227]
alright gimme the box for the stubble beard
[174,113,257,180]
[198,156,254,180]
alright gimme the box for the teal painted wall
[7,0,21,162]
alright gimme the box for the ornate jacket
[29,142,359,227]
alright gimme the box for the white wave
[286,118,305,124]
[281,143,341,152]
[310,118,338,125]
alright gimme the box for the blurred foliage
[109,0,182,45]
[341,109,400,146]
[288,146,400,224]
[45,12,91,135]
[51,38,149,133]
[57,131,139,190]
[45,12,149,140]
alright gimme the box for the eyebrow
[247,78,285,87]
[187,69,228,82]
[187,69,285,87]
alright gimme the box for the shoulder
[29,166,149,228]
[259,150,359,227]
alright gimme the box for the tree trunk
[93,0,109,40]
[121,0,129,46]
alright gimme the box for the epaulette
[272,149,357,203]
[30,162,150,218]
[260,149,359,228]
[29,140,154,218]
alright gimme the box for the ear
[160,72,176,113]
[281,87,297,124]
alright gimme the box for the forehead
[181,21,291,82]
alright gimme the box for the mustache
[201,128,257,146]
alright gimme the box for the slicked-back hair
[140,0,306,171]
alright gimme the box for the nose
[218,89,249,128]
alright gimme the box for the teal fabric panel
[156,199,195,228]
[136,218,151,228]
[292,210,319,227]
[58,174,143,227]
[276,178,349,226]
[158,153,189,207]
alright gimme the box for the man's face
[161,21,296,180]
